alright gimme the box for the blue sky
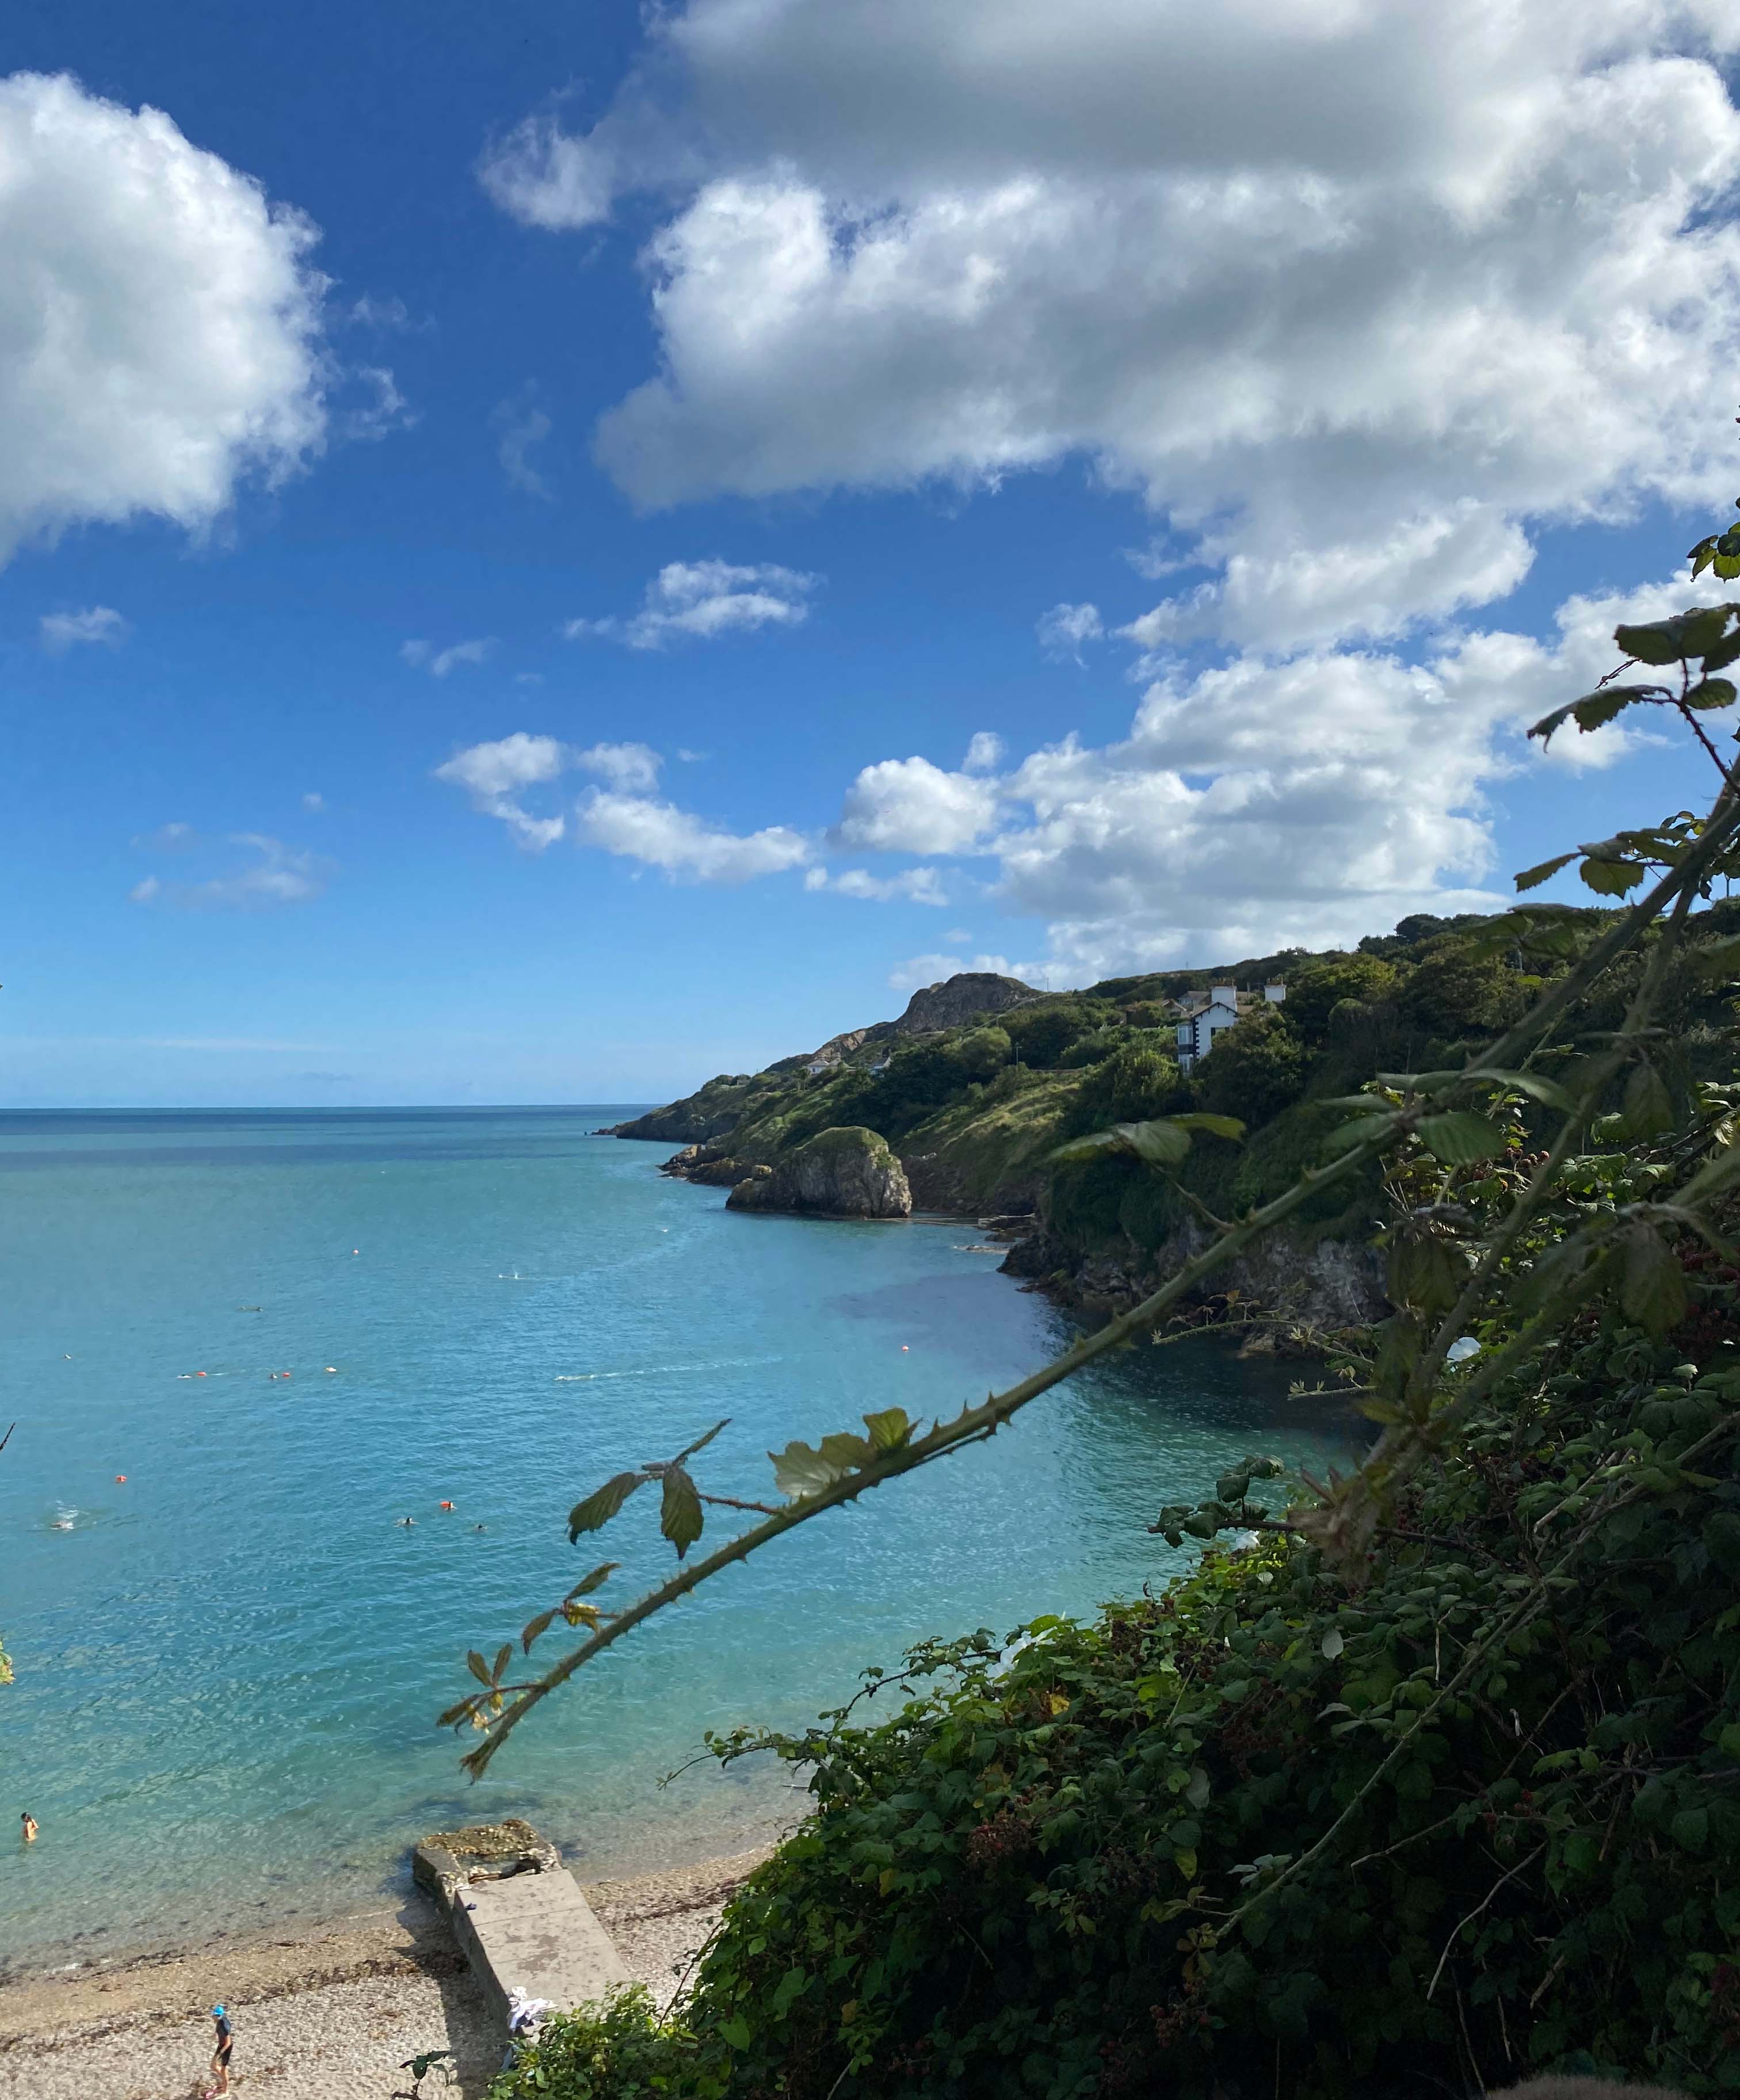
[2,2,1738,1106]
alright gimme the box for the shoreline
[0,1846,773,2096]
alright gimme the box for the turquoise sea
[0,1108,1358,1973]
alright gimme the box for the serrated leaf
[1375,1070,1460,1094]
[566,1560,619,1600]
[1621,1224,1686,1338]
[567,1471,645,1543]
[1047,1128,1124,1166]
[1579,856,1647,896]
[1117,1118,1192,1165]
[1681,1138,1740,1208]
[1686,676,1738,710]
[1416,1112,1508,1165]
[676,1418,728,1464]
[1323,1112,1398,1156]
[863,1406,912,1452]
[1471,1067,1575,1112]
[1621,1061,1674,1138]
[466,1649,494,1688]
[522,1608,557,1654]
[770,1433,872,1499]
[660,1464,704,1559]
[1515,850,1578,889]
[1388,1232,1466,1317]
[1166,1112,1247,1141]
[493,1644,512,1684]
[1617,612,1730,665]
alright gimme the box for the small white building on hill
[1176,981,1286,1073]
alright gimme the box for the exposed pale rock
[726,1128,911,1219]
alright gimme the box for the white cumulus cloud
[833,756,999,854]
[40,605,129,652]
[575,789,812,883]
[433,731,570,850]
[0,71,326,566]
[566,559,819,649]
[494,1,1740,654]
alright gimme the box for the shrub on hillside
[1062,1037,1184,1135]
[490,1280,1740,2099]
[1006,1001,1115,1068]
[1280,956,1399,1047]
[1190,1006,1305,1127]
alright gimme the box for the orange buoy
[196,1370,208,1377]
[901,1345,909,1351]
[439,1500,454,1511]
[115,1474,127,1483]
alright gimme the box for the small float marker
[114,1475,127,1484]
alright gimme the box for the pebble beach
[0,1849,770,2100]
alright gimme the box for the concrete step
[413,1819,628,2033]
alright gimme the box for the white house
[1175,982,1285,1074]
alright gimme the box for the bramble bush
[474,496,1740,2097]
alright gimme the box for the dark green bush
[1191,1007,1305,1127]
[493,1288,1740,2098]
[1062,1038,1184,1136]
[1006,1001,1116,1068]
[1280,957,1398,1047]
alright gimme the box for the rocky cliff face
[894,972,1040,1036]
[726,1127,912,1219]
[1001,1218,1385,1334]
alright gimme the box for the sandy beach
[0,1848,772,2099]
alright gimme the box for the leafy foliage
[456,497,1740,2094]
[1192,1005,1307,1127]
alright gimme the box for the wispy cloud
[493,386,554,499]
[343,366,417,443]
[804,866,949,906]
[1037,602,1104,663]
[432,734,665,851]
[566,560,819,650]
[129,831,332,910]
[402,636,495,677]
[41,605,130,653]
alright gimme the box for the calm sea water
[0,1108,1357,1972]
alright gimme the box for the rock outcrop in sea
[725,1127,912,1219]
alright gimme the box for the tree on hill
[1190,1003,1306,1125]
[1282,954,1399,1045]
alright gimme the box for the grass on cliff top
[898,1071,1081,1211]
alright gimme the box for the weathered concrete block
[414,1819,628,2030]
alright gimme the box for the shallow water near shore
[0,1106,1359,1973]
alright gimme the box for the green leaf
[1693,931,1740,979]
[660,1464,704,1560]
[521,1608,557,1654]
[1681,1138,1740,1208]
[676,1418,729,1464]
[1375,1070,1461,1094]
[770,1432,872,1499]
[1388,1233,1467,1318]
[465,1650,494,1688]
[1621,1061,1674,1137]
[493,1644,512,1684]
[863,1407,913,1452]
[566,1560,619,1600]
[1165,1112,1247,1141]
[1472,1067,1575,1112]
[1579,856,1647,896]
[1718,1723,1740,1759]
[1617,610,1735,664]
[1702,1512,1740,1576]
[1047,1128,1124,1166]
[1323,1112,1398,1156]
[1621,1224,1686,1338]
[1670,1805,1710,1854]
[1515,850,1578,890]
[1117,1118,1192,1165]
[1416,1112,1508,1165]
[1686,676,1738,710]
[719,2016,752,2052]
[567,1471,644,1543]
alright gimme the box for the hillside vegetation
[620,904,1740,1308]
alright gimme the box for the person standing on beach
[19,1812,36,1843]
[205,2003,233,2097]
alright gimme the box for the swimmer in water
[474,1523,487,1532]
[398,1516,415,1527]
[20,1812,37,1843]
